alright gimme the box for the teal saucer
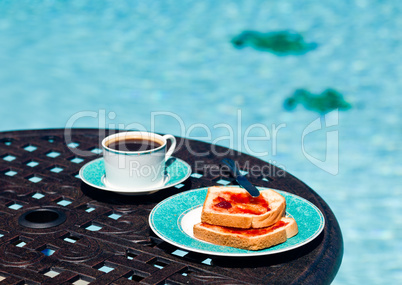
[79,157,191,195]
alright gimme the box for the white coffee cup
[102,131,176,190]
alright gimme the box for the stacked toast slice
[193,186,298,250]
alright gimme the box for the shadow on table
[80,178,193,206]
[212,231,324,268]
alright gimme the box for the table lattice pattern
[0,129,342,285]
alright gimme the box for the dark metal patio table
[0,128,343,284]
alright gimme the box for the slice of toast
[200,186,286,229]
[193,217,298,251]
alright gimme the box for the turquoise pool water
[1,1,401,283]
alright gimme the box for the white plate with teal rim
[149,186,325,257]
[79,157,191,195]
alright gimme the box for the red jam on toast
[212,191,271,215]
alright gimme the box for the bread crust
[193,217,298,251]
[282,217,298,239]
[201,186,286,229]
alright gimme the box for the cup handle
[163,134,176,159]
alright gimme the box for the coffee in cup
[107,138,162,152]
[102,131,176,190]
